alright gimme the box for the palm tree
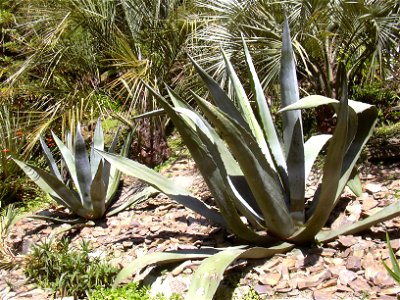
[6,0,198,166]
[188,0,400,98]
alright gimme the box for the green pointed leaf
[95,150,225,227]
[242,36,288,189]
[52,131,80,197]
[187,243,295,300]
[90,119,104,180]
[107,186,159,217]
[39,135,62,181]
[90,161,106,219]
[193,95,294,238]
[278,95,339,113]
[317,201,400,243]
[75,123,92,208]
[221,49,274,167]
[188,56,249,131]
[280,17,305,223]
[304,134,332,181]
[114,250,217,287]
[12,158,87,217]
[346,168,362,197]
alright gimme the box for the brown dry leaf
[313,290,334,300]
[361,196,379,211]
[365,183,382,194]
[348,277,371,292]
[331,213,353,231]
[338,269,357,285]
[259,272,282,286]
[338,235,359,247]
[297,269,331,290]
[346,255,362,271]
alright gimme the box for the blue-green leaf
[75,123,92,208]
[90,119,104,180]
[39,135,62,181]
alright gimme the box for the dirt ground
[1,152,400,299]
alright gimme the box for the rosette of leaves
[13,120,157,221]
[94,19,397,300]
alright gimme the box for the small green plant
[383,232,400,285]
[89,282,182,300]
[13,119,158,222]
[24,238,118,299]
[0,204,22,269]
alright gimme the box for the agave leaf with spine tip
[52,132,80,197]
[39,136,62,181]
[94,150,225,227]
[90,161,106,219]
[193,94,294,238]
[304,134,332,181]
[188,56,249,131]
[280,17,305,223]
[290,70,351,243]
[155,87,268,243]
[113,249,220,287]
[74,123,92,208]
[242,36,288,190]
[107,186,159,217]
[12,158,88,218]
[221,49,274,168]
[90,119,104,180]
[187,243,295,300]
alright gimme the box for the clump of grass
[24,238,118,299]
[89,282,182,300]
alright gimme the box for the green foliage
[351,82,400,125]
[24,238,118,299]
[0,204,22,269]
[89,282,182,300]
[13,119,158,222]
[0,105,35,208]
[383,233,400,285]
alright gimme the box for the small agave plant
[13,120,156,222]
[95,19,397,300]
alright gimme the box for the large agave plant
[13,120,157,221]
[95,19,397,300]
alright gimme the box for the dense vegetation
[1,0,400,299]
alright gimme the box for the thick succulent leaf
[194,95,294,238]
[221,49,274,167]
[336,100,378,203]
[95,150,225,227]
[39,135,62,181]
[304,134,332,181]
[161,88,268,243]
[278,95,339,112]
[317,201,400,243]
[188,56,249,131]
[280,17,305,223]
[346,168,362,197]
[52,132,80,197]
[75,123,92,208]
[104,128,121,203]
[114,250,218,287]
[26,214,83,224]
[177,105,265,227]
[12,159,87,217]
[290,70,350,243]
[187,243,295,300]
[90,161,106,219]
[90,119,104,180]
[107,186,159,217]
[242,37,288,190]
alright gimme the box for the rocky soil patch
[1,156,400,300]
